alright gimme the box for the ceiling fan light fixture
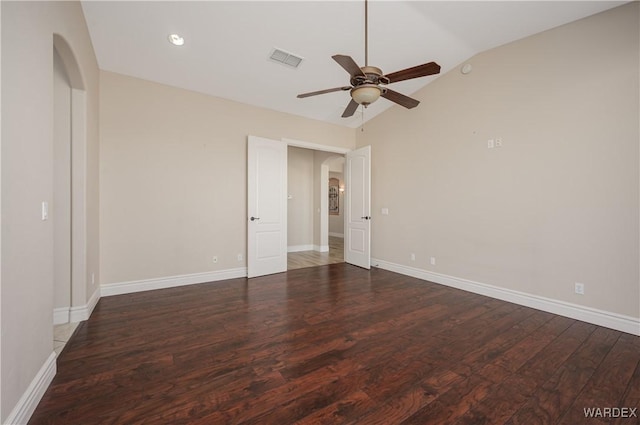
[351,84,381,106]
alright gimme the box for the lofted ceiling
[81,1,626,128]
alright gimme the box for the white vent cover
[269,48,303,68]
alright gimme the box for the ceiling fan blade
[341,99,360,118]
[384,62,441,84]
[332,55,366,78]
[297,86,352,98]
[381,89,420,109]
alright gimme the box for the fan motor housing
[352,66,390,86]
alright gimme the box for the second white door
[344,145,371,269]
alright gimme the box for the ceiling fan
[297,0,441,118]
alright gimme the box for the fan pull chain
[361,105,365,132]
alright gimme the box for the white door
[247,136,288,278]
[345,145,371,269]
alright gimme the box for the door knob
[250,216,260,221]
[361,216,371,220]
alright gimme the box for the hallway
[288,236,344,270]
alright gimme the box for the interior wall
[312,151,339,250]
[1,1,100,419]
[328,171,344,237]
[53,48,72,311]
[357,3,639,319]
[287,146,314,249]
[100,71,356,285]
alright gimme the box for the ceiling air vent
[269,48,303,69]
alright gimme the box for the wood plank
[492,314,575,374]
[612,358,640,425]
[350,367,465,425]
[27,264,639,425]
[560,332,640,425]
[506,326,621,425]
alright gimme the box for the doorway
[247,137,369,278]
[52,34,89,355]
[287,150,345,270]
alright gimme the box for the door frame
[282,138,351,254]
[249,138,368,274]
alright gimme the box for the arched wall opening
[52,34,88,324]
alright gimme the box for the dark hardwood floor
[30,264,639,424]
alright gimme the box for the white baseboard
[52,287,101,325]
[70,287,100,322]
[53,307,69,325]
[288,245,314,253]
[4,352,57,425]
[328,232,344,238]
[314,245,329,253]
[100,268,247,297]
[372,258,640,336]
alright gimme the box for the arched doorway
[52,35,88,352]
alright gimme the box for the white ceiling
[81,1,626,128]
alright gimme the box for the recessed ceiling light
[167,34,185,46]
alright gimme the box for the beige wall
[53,48,72,310]
[358,3,639,318]
[288,146,314,248]
[100,71,355,284]
[329,171,344,236]
[1,1,100,419]
[312,151,341,248]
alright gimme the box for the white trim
[328,232,344,238]
[101,268,247,297]
[287,244,314,253]
[314,245,329,253]
[53,287,101,325]
[282,138,351,155]
[372,258,640,336]
[53,307,70,325]
[70,287,100,322]
[4,352,56,425]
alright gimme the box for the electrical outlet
[410,253,415,261]
[575,282,585,295]
[237,254,243,261]
[430,257,436,265]
[91,273,95,285]
[213,256,218,264]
